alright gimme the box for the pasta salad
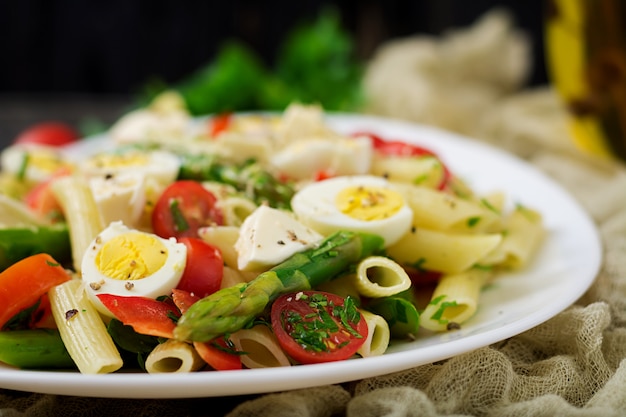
[0,96,545,374]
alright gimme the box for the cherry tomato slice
[271,291,368,364]
[354,131,451,190]
[14,122,79,147]
[152,180,224,239]
[176,238,223,298]
[208,112,232,137]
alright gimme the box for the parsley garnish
[169,199,190,232]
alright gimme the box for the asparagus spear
[174,230,384,342]
[178,155,295,209]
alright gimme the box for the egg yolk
[95,232,168,280]
[336,185,404,221]
[25,151,68,174]
[91,152,149,169]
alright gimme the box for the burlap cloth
[2,9,626,417]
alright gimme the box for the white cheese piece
[270,136,372,180]
[234,205,323,272]
[89,172,146,228]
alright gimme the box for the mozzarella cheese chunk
[234,205,323,272]
[89,172,146,228]
[270,136,372,180]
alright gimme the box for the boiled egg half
[81,221,187,317]
[291,175,413,247]
[79,149,181,186]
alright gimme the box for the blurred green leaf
[137,7,363,115]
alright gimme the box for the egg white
[79,149,181,186]
[290,175,413,247]
[0,144,72,183]
[81,221,187,318]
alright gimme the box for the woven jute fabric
[2,9,625,417]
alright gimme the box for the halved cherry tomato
[354,131,451,190]
[208,112,232,137]
[171,288,242,370]
[353,132,435,157]
[14,122,79,147]
[151,180,224,239]
[23,166,72,222]
[96,294,180,338]
[176,238,223,298]
[271,291,368,364]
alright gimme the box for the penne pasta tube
[387,227,502,274]
[315,273,362,301]
[357,310,391,357]
[220,266,259,289]
[145,339,205,373]
[218,196,258,227]
[50,175,104,273]
[198,225,241,269]
[352,256,411,298]
[401,185,502,233]
[49,279,123,374]
[419,268,492,332]
[481,206,544,269]
[229,324,292,368]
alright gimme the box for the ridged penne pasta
[229,324,292,368]
[387,227,502,274]
[220,266,259,289]
[145,339,205,373]
[198,225,241,269]
[401,185,502,233]
[357,310,391,357]
[480,206,545,269]
[371,155,446,189]
[50,176,105,272]
[49,279,123,374]
[419,268,492,331]
[315,273,362,301]
[218,196,258,227]
[352,256,411,298]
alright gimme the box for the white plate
[0,114,602,399]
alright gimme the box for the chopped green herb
[430,300,459,323]
[467,216,481,227]
[169,199,190,232]
[480,198,500,215]
[17,153,29,181]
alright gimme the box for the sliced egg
[291,175,413,247]
[79,149,181,186]
[89,172,146,228]
[0,144,73,184]
[81,221,187,317]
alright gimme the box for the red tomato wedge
[0,253,71,329]
[23,166,72,222]
[176,237,223,298]
[151,180,224,239]
[171,288,242,370]
[208,112,232,137]
[353,131,451,190]
[96,294,180,339]
[271,291,368,364]
[14,122,79,147]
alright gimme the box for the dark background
[0,0,548,94]
[0,0,548,145]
